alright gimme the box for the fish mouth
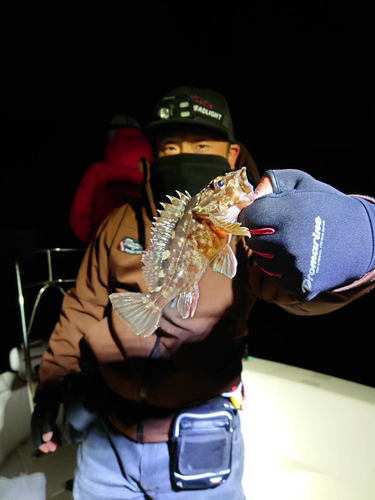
[235,167,255,210]
[238,166,255,195]
[236,192,254,210]
[212,168,254,223]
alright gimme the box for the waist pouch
[170,397,237,490]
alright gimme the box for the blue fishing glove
[239,169,375,301]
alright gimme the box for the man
[31,87,375,500]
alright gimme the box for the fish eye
[212,177,225,190]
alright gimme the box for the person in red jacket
[70,117,154,243]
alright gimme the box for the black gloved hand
[31,391,62,450]
[239,169,375,301]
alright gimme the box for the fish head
[192,167,255,236]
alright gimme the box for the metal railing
[15,248,85,411]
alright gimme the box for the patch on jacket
[117,237,143,255]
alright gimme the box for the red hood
[105,127,154,168]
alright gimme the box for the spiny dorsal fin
[142,191,190,292]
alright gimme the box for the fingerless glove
[239,169,375,301]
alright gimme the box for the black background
[1,4,373,386]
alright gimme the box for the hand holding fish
[110,167,255,337]
[239,169,375,301]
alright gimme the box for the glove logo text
[301,216,325,294]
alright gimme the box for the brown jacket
[38,176,375,442]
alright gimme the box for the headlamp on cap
[144,86,235,143]
[157,95,195,121]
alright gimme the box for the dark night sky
[1,4,373,385]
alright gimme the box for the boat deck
[0,413,77,499]
[1,358,375,499]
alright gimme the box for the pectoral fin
[211,245,238,278]
[177,284,200,319]
[208,214,250,237]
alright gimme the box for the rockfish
[110,166,255,337]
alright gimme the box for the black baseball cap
[144,86,235,143]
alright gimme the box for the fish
[109,166,255,337]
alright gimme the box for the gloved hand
[31,392,62,452]
[239,169,375,301]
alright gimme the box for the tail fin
[109,292,161,337]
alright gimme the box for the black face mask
[150,154,232,206]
